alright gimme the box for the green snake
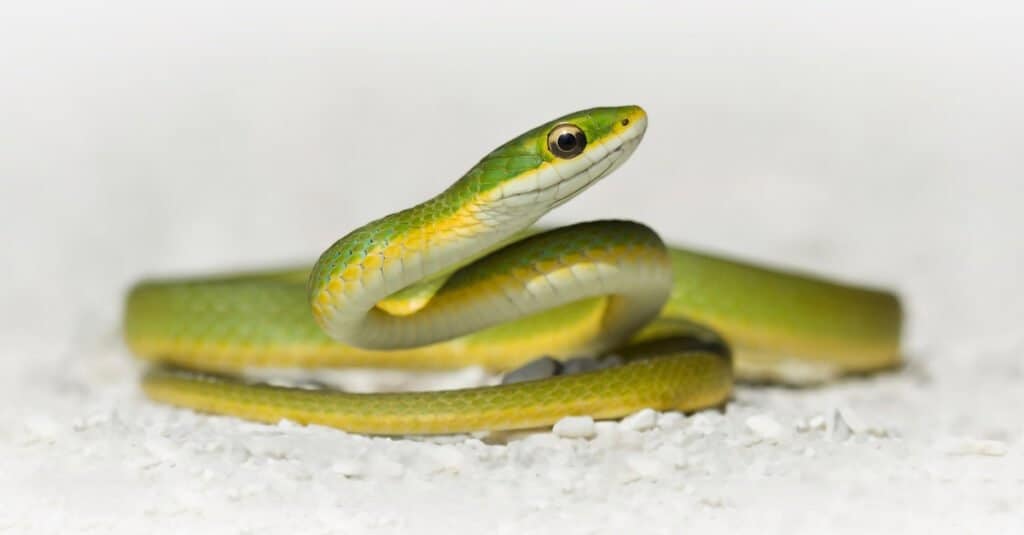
[124,106,902,435]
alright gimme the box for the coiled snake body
[125,106,902,435]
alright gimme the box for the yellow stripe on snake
[125,106,902,435]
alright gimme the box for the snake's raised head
[455,105,648,217]
[309,106,648,337]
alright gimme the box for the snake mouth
[552,120,646,205]
[495,110,649,210]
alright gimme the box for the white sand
[3,3,1022,533]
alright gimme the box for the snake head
[454,105,649,219]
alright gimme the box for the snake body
[125,106,902,435]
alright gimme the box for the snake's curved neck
[307,106,651,350]
[308,193,535,347]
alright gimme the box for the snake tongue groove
[125,106,902,435]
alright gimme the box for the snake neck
[309,190,545,348]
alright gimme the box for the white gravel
[552,416,598,439]
[745,414,786,442]
[3,2,1024,534]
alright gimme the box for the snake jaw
[487,108,649,219]
[550,122,646,210]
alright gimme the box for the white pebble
[942,437,1008,457]
[594,421,619,436]
[657,411,686,430]
[745,414,785,442]
[276,419,301,429]
[593,421,621,445]
[837,407,868,434]
[621,408,658,432]
[552,416,596,439]
[688,413,718,436]
[828,408,870,441]
[429,445,466,472]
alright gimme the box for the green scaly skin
[125,105,902,435]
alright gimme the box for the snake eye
[547,124,587,159]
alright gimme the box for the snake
[124,105,902,435]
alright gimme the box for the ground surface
[3,3,1023,534]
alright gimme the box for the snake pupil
[557,133,577,151]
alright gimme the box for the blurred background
[3,3,1024,532]
[2,0,1022,362]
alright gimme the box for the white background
[2,2,1022,533]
